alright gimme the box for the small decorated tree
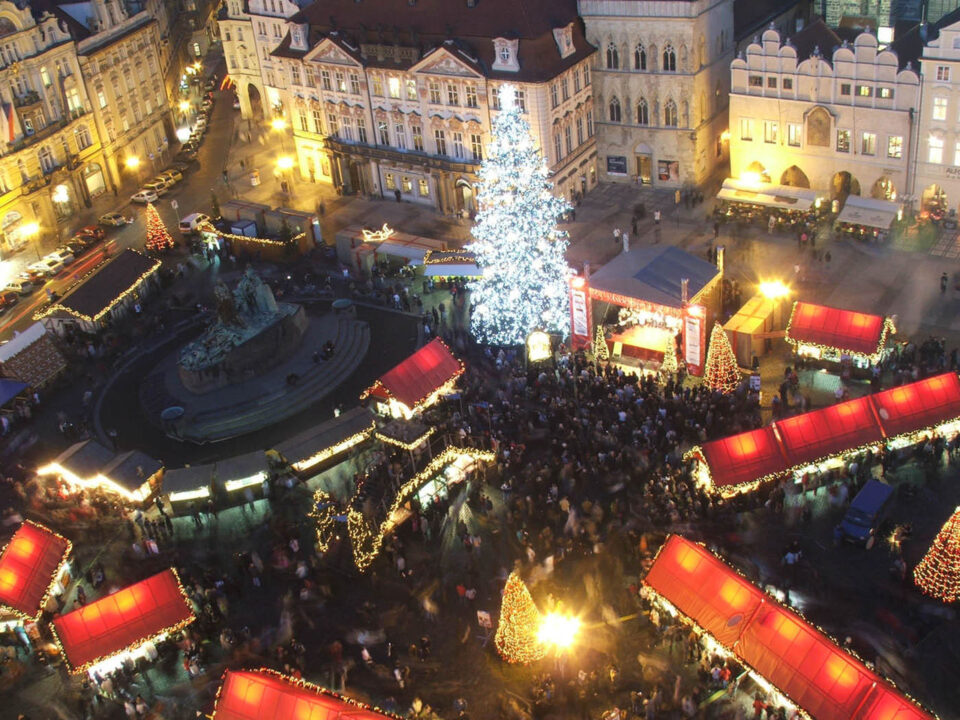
[495,571,546,664]
[660,334,678,378]
[145,203,175,252]
[914,507,960,603]
[593,325,610,361]
[703,322,740,394]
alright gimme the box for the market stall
[162,465,214,510]
[0,322,67,388]
[50,568,195,675]
[835,195,899,242]
[214,451,269,499]
[422,249,483,281]
[785,301,895,370]
[274,406,375,475]
[361,338,464,418]
[0,521,72,630]
[37,441,161,505]
[644,536,935,720]
[715,179,823,231]
[335,225,448,275]
[722,294,783,368]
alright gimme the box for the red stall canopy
[871,373,960,440]
[51,569,194,672]
[786,302,889,357]
[697,427,789,491]
[361,338,464,409]
[0,521,71,620]
[213,669,401,720]
[775,396,884,468]
[644,537,936,720]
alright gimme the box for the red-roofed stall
[51,568,194,674]
[785,301,894,363]
[213,669,402,720]
[871,373,960,441]
[695,427,789,492]
[0,521,72,622]
[775,396,883,468]
[644,536,937,720]
[361,338,464,418]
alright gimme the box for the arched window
[664,100,678,127]
[634,43,646,70]
[636,98,649,125]
[38,146,55,173]
[606,42,619,70]
[609,96,621,122]
[662,44,676,72]
[75,125,92,150]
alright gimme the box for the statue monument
[178,267,309,393]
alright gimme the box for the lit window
[929,134,944,163]
[764,120,777,144]
[739,118,753,141]
[372,75,383,96]
[934,96,948,121]
[887,135,902,158]
[471,133,482,160]
[388,77,400,99]
[836,129,850,152]
[419,178,430,196]
[878,87,893,99]
[787,123,801,147]
[861,132,876,155]
[385,173,396,189]
[857,85,872,97]
[406,79,417,100]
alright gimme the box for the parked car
[179,212,211,235]
[158,168,183,185]
[174,150,198,163]
[839,479,895,547]
[29,257,65,276]
[63,240,92,256]
[99,212,128,226]
[170,162,191,175]
[75,225,105,241]
[131,189,159,203]
[19,269,46,284]
[47,249,75,265]
[0,290,18,312]
[142,180,168,197]
[3,279,31,295]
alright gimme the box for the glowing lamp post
[276,155,295,196]
[21,220,41,260]
[759,279,790,328]
[538,612,580,676]
[125,155,143,186]
[271,117,289,153]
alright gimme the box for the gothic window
[636,98,649,125]
[634,43,646,70]
[663,44,676,72]
[609,96,621,122]
[664,100,678,127]
[606,42,619,70]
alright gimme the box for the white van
[179,212,211,235]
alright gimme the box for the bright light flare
[125,156,140,169]
[759,280,790,300]
[537,613,580,649]
[20,221,39,237]
[271,118,287,132]
[740,170,762,186]
[276,155,294,171]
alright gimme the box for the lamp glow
[178,100,190,112]
[125,156,140,170]
[276,155,294,171]
[759,280,790,300]
[537,613,580,649]
[21,221,39,237]
[271,118,287,132]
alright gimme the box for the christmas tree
[593,325,610,361]
[495,571,546,664]
[145,203,175,252]
[660,334,678,377]
[914,507,960,603]
[467,85,572,345]
[703,322,740,394]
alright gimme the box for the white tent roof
[718,179,821,211]
[0,322,46,364]
[837,196,898,230]
[423,263,483,277]
[374,242,428,264]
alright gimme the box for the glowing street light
[759,280,790,300]
[125,156,140,170]
[21,221,41,260]
[178,100,191,113]
[276,155,295,171]
[537,613,580,650]
[270,117,287,132]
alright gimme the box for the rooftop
[588,246,720,309]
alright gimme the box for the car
[62,241,92,257]
[170,162,191,175]
[46,249,75,265]
[179,212,211,235]
[839,479,895,547]
[29,257,65,276]
[131,189,159,203]
[4,279,32,295]
[19,269,45,284]
[0,291,18,312]
[69,233,96,248]
[141,180,168,197]
[174,150,198,163]
[149,177,174,192]
[158,168,183,185]
[99,212,128,226]
[75,225,105,241]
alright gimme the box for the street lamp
[271,117,289,152]
[276,155,295,196]
[21,221,41,260]
[125,155,143,187]
[538,612,580,678]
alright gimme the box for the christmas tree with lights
[660,334,678,378]
[593,325,610,361]
[495,571,546,664]
[703,322,740,394]
[467,84,572,346]
[145,203,175,252]
[914,507,960,603]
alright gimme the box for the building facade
[218,0,266,120]
[578,0,735,188]
[729,26,919,201]
[255,0,597,215]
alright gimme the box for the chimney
[716,245,724,274]
[681,278,689,304]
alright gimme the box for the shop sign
[606,156,628,175]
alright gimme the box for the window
[334,71,346,92]
[551,83,559,108]
[663,44,676,72]
[749,75,763,87]
[75,125,92,150]
[40,66,51,87]
[586,109,593,137]
[372,75,383,96]
[787,123,801,147]
[357,117,368,143]
[291,64,302,86]
[434,129,447,155]
[634,43,646,70]
[554,131,562,162]
[576,116,584,144]
[383,77,398,99]
[402,176,413,192]
[412,125,423,151]
[395,124,406,150]
[664,100,678,127]
[419,178,430,196]
[609,96,621,122]
[326,113,339,137]
[878,87,893,99]
[465,86,478,108]
[452,131,464,158]
[887,135,902,158]
[740,118,753,141]
[857,85,872,97]
[429,81,441,104]
[515,89,526,112]
[471,133,482,160]
[782,78,793,90]
[447,83,459,105]
[38,146,55,173]
[564,124,572,154]
[304,66,316,88]
[491,86,500,110]
[764,120,777,143]
[351,73,362,95]
[840,83,851,96]
[606,42,619,69]
[97,88,107,108]
[934,96,948,120]
[562,77,570,101]
[499,46,511,63]
[929,134,944,163]
[584,65,590,86]
[767,76,777,88]
[574,68,582,92]
[312,109,322,134]
[836,129,850,152]
[378,122,389,145]
[637,98,649,125]
[955,141,960,166]
[861,132,876,155]
[385,173,396,190]
[341,118,354,142]
[406,79,417,100]
[937,65,951,82]
[299,108,308,131]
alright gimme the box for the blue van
[839,479,894,546]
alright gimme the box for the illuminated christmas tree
[495,571,546,664]
[468,85,572,345]
[145,203,175,252]
[914,507,960,603]
[593,325,610,361]
[703,323,740,394]
[660,335,678,378]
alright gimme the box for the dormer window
[553,23,575,59]
[493,38,519,72]
[500,46,511,63]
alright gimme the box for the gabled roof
[785,301,892,357]
[698,426,789,490]
[774,396,884,467]
[53,439,114,479]
[890,6,960,68]
[51,569,194,673]
[362,338,464,409]
[872,373,960,439]
[100,450,163,491]
[789,18,842,63]
[0,521,71,620]
[588,246,719,309]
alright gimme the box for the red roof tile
[786,301,889,357]
[0,521,71,620]
[363,338,463,409]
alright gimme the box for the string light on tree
[914,506,960,603]
[660,334,678,378]
[495,571,546,664]
[145,203,175,252]
[703,322,741,394]
[593,325,610,361]
[468,84,572,345]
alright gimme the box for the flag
[3,103,14,142]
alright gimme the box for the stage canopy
[837,195,899,230]
[51,569,194,672]
[588,246,719,310]
[718,178,821,211]
[0,521,71,620]
[361,338,464,410]
[645,536,935,720]
[691,373,960,494]
[785,301,891,358]
[213,669,401,720]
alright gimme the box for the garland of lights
[360,338,466,413]
[660,334,678,377]
[145,203,175,252]
[593,325,609,361]
[289,424,375,473]
[374,426,435,450]
[49,568,196,674]
[784,302,896,362]
[495,571,547,664]
[197,221,303,248]
[703,322,741,394]
[423,249,476,265]
[914,506,960,603]
[311,447,495,571]
[0,520,73,622]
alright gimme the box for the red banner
[569,276,592,349]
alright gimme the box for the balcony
[21,175,52,196]
[323,136,480,174]
[6,118,68,153]
[13,91,42,108]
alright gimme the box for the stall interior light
[37,463,147,503]
[224,473,266,492]
[759,281,790,300]
[291,425,374,472]
[168,487,211,502]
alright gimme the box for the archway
[922,183,946,212]
[247,83,263,119]
[455,178,475,215]
[780,166,810,188]
[744,161,770,184]
[831,171,860,201]
[871,177,896,201]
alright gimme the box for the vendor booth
[785,301,895,369]
[644,536,936,720]
[51,568,195,675]
[723,294,788,368]
[361,338,464,418]
[422,250,482,279]
[716,179,824,231]
[335,225,448,275]
[0,322,67,388]
[836,195,899,242]
[37,441,161,505]
[0,521,72,629]
[570,246,722,375]
[162,465,214,509]
[214,451,269,498]
[275,407,374,475]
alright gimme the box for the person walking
[941,272,949,294]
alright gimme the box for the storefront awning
[718,179,821,211]
[785,301,891,357]
[837,196,898,230]
[51,569,194,673]
[423,262,483,277]
[361,338,464,410]
[0,521,71,620]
